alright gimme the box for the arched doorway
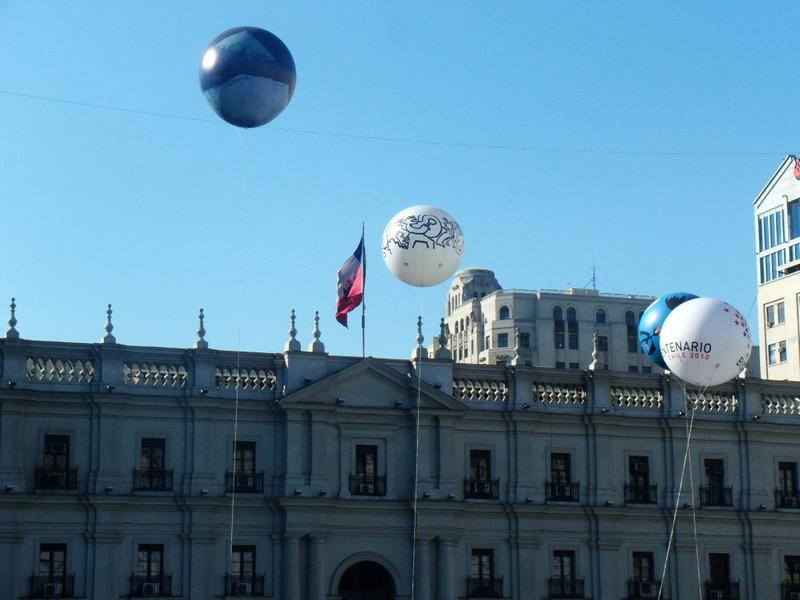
[338,560,396,600]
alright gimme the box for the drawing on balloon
[382,212,464,257]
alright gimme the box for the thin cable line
[410,306,424,600]
[0,88,789,158]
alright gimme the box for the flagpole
[361,221,366,358]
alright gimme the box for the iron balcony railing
[133,469,174,492]
[628,579,662,600]
[548,576,585,599]
[349,474,386,496]
[34,467,78,491]
[699,485,733,507]
[776,489,800,508]
[546,481,580,502]
[782,582,800,600]
[225,471,264,494]
[704,581,739,600]
[624,483,658,504]
[130,574,172,597]
[30,574,75,598]
[225,573,265,597]
[464,478,499,500]
[466,577,503,598]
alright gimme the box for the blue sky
[0,2,796,359]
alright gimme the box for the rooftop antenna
[582,264,597,290]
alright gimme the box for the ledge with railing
[30,574,75,598]
[464,478,499,500]
[225,573,265,597]
[704,581,739,600]
[782,581,800,600]
[700,486,733,507]
[624,483,658,505]
[133,469,174,492]
[466,577,503,598]
[34,467,78,491]
[226,471,265,494]
[548,576,585,599]
[627,579,663,600]
[349,474,386,497]
[776,489,800,509]
[546,481,580,502]
[130,573,172,597]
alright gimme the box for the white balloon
[381,205,465,287]
[660,297,753,387]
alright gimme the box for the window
[136,438,172,491]
[780,462,798,494]
[497,333,509,348]
[569,362,579,369]
[466,450,497,499]
[769,341,788,365]
[228,545,261,596]
[37,435,76,490]
[767,302,786,326]
[701,459,731,506]
[499,306,510,320]
[760,248,787,284]
[519,332,530,348]
[470,549,495,583]
[642,366,652,374]
[779,301,786,324]
[555,362,565,369]
[567,308,578,350]
[554,307,565,349]
[785,555,800,585]
[626,456,655,504]
[759,209,786,251]
[228,441,262,493]
[626,311,638,353]
[597,336,608,352]
[356,445,377,479]
[628,366,639,373]
[34,543,73,599]
[43,435,70,470]
[789,200,800,240]
[595,309,606,324]
[709,553,730,585]
[39,544,66,578]
[632,552,654,583]
[351,444,384,496]
[551,551,577,597]
[551,453,571,486]
[485,336,490,350]
[134,544,168,597]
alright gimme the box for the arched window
[553,306,565,349]
[499,306,510,320]
[626,311,638,353]
[454,321,459,334]
[595,309,606,324]
[460,319,465,333]
[466,316,470,328]
[567,308,578,350]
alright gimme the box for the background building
[2,310,800,600]
[754,156,800,381]
[445,268,656,372]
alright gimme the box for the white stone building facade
[2,326,800,600]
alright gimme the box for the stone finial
[196,308,208,349]
[102,304,116,344]
[285,309,301,352]
[511,327,521,366]
[6,297,19,339]
[411,316,425,360]
[434,317,452,360]
[308,311,325,353]
[589,331,599,371]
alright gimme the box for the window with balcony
[226,545,264,597]
[350,444,385,496]
[626,456,656,504]
[227,441,263,493]
[549,550,583,599]
[468,549,502,598]
[31,544,74,599]
[465,449,498,499]
[499,306,510,320]
[706,553,737,600]
[132,544,171,597]
[784,555,800,600]
[36,435,77,491]
[547,453,578,502]
[134,438,173,492]
[567,308,578,350]
[778,462,800,508]
[626,311,638,353]
[628,552,658,599]
[701,459,732,507]
[554,307,565,349]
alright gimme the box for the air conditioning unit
[768,321,775,328]
[235,582,251,595]
[142,582,159,595]
[43,582,61,597]
[639,582,656,597]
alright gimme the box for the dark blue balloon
[639,292,698,369]
[200,26,296,128]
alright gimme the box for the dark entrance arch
[338,560,396,600]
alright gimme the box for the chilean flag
[794,157,800,180]
[336,233,365,327]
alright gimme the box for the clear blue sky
[0,2,796,359]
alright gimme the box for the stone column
[438,538,456,600]
[283,536,300,600]
[308,535,326,600]
[414,538,431,600]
